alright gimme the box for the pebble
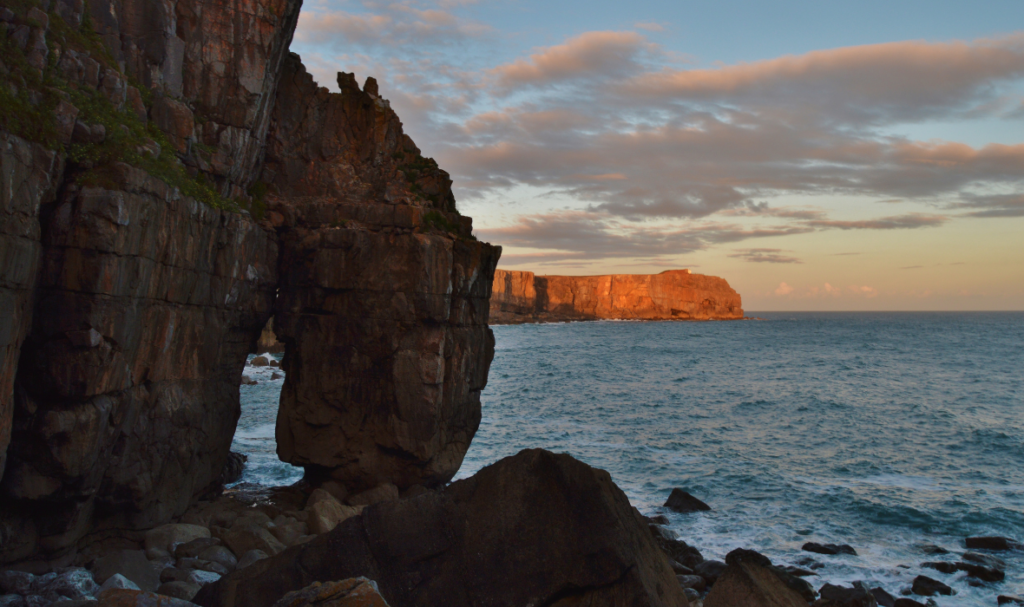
[802,542,857,556]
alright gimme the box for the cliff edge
[491,269,743,323]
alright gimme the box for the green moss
[0,0,236,211]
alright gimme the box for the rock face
[0,0,498,564]
[265,56,500,492]
[194,449,688,607]
[490,268,743,323]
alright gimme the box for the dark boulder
[893,599,926,607]
[194,449,687,607]
[870,587,896,607]
[918,544,948,555]
[651,533,705,570]
[954,560,1004,582]
[694,560,727,585]
[998,596,1024,605]
[911,575,953,597]
[803,542,857,556]
[965,536,1021,551]
[664,488,711,513]
[815,583,877,607]
[961,551,1005,569]
[704,549,810,607]
[921,562,956,574]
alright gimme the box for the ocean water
[236,313,1024,604]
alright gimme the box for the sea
[234,312,1024,605]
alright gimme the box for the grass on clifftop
[0,0,235,211]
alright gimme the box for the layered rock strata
[0,0,499,564]
[491,268,743,323]
[194,450,688,607]
[264,57,500,492]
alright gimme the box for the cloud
[775,282,794,296]
[489,31,658,88]
[850,285,880,298]
[295,3,492,50]
[804,213,948,230]
[730,248,803,263]
[953,193,1024,217]
[634,22,666,33]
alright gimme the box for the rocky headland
[0,1,1020,607]
[490,268,744,323]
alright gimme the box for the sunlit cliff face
[291,2,1024,310]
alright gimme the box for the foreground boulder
[195,449,687,607]
[271,578,389,607]
[704,549,813,607]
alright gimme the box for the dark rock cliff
[0,0,499,564]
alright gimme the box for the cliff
[0,0,498,564]
[491,269,743,323]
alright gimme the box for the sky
[291,0,1024,311]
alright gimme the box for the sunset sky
[292,0,1024,311]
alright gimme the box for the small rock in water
[802,542,857,556]
[251,355,270,367]
[647,514,670,526]
[961,551,1006,569]
[954,560,1004,582]
[269,359,280,368]
[816,583,875,607]
[893,599,927,607]
[918,544,949,555]
[965,536,1021,551]
[911,575,953,597]
[921,561,957,574]
[241,375,257,385]
[793,556,826,569]
[998,596,1024,606]
[271,372,283,380]
[870,586,896,607]
[779,565,817,577]
[663,488,711,513]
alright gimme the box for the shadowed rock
[664,488,712,513]
[194,449,687,607]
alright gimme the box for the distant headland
[490,269,744,323]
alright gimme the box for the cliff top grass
[0,0,235,211]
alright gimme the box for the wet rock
[250,356,270,367]
[92,550,161,592]
[794,556,826,569]
[146,526,212,557]
[648,514,670,526]
[704,549,809,607]
[0,571,34,595]
[305,489,363,535]
[216,453,247,486]
[965,536,1021,551]
[269,578,389,607]
[271,373,282,380]
[802,543,857,556]
[175,539,222,561]
[910,576,953,597]
[187,571,221,587]
[814,583,877,607]
[346,484,399,508]
[234,550,268,571]
[921,561,956,574]
[268,359,280,368]
[677,574,705,592]
[893,600,926,607]
[241,376,257,386]
[870,587,896,607]
[196,547,237,573]
[159,581,202,602]
[95,588,199,605]
[918,544,948,555]
[99,574,140,592]
[664,488,711,513]
[998,596,1024,605]
[962,551,1006,569]
[954,560,1004,582]
[194,449,686,607]
[218,523,285,558]
[694,560,727,585]
[779,565,817,577]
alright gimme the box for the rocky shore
[490,269,744,324]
